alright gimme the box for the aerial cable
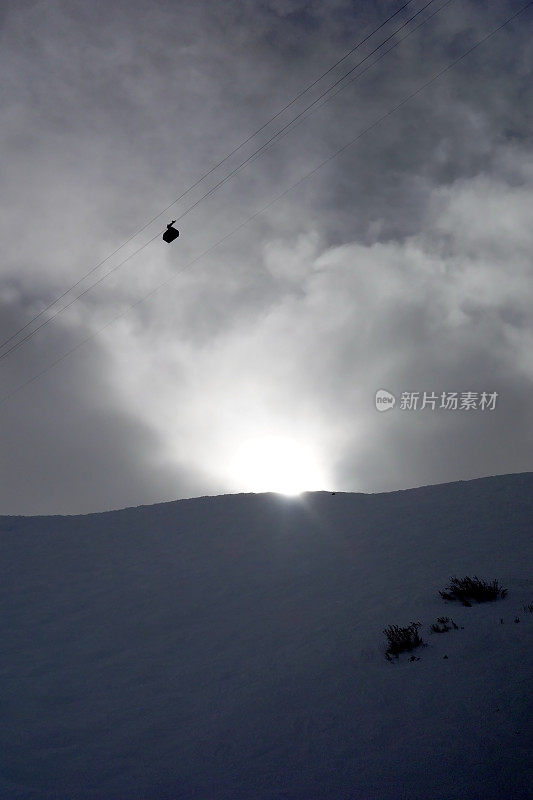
[244,0,454,169]
[0,0,440,361]
[0,233,162,363]
[0,0,415,355]
[1,0,529,407]
[145,0,441,229]
[0,0,440,364]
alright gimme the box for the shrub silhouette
[431,616,458,633]
[383,622,423,656]
[439,575,507,605]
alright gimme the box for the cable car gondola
[162,221,179,243]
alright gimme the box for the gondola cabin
[163,221,179,243]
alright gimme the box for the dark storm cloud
[1,0,532,512]
[0,305,209,515]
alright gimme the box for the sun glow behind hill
[228,435,330,495]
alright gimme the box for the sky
[1,0,532,514]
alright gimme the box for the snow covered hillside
[1,473,532,799]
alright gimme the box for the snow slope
[1,473,532,799]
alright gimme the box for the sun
[229,435,328,496]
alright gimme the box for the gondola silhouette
[162,221,179,243]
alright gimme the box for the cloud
[97,150,532,498]
[0,305,206,515]
[0,0,531,511]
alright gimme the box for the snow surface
[1,473,532,799]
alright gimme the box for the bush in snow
[430,616,458,633]
[383,622,423,657]
[439,575,507,605]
